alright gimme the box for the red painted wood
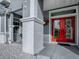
[51,16,75,43]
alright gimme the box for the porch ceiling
[14,9,22,16]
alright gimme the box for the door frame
[49,6,79,45]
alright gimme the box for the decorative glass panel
[54,20,60,38]
[66,19,72,38]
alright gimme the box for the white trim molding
[20,17,45,25]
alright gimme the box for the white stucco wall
[44,0,79,11]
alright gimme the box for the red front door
[51,16,75,43]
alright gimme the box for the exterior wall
[44,23,49,44]
[44,34,49,44]
[43,0,79,11]
[43,11,49,34]
[43,11,49,44]
[44,25,49,44]
[44,25,49,34]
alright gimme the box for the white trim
[76,6,79,46]
[50,13,77,19]
[20,17,45,25]
[49,6,78,45]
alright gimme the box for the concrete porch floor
[0,43,36,59]
[39,44,79,59]
[0,43,79,59]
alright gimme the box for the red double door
[51,16,75,43]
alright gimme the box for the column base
[21,17,45,55]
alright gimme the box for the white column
[8,13,14,43]
[76,6,79,47]
[4,12,8,43]
[0,16,5,43]
[21,0,44,55]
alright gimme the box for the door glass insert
[66,19,72,38]
[54,20,60,38]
